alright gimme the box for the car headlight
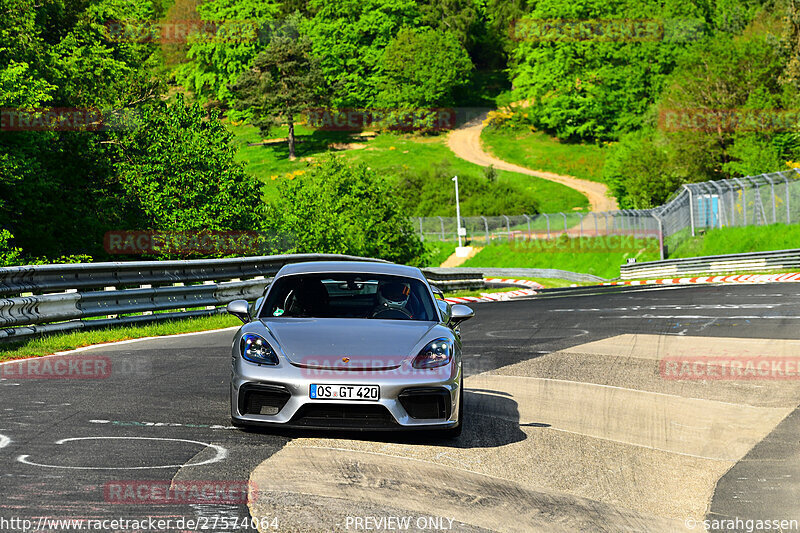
[412,338,453,369]
[240,333,279,365]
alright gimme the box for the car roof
[275,261,427,282]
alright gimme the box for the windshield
[259,273,437,321]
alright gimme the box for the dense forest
[1,0,797,265]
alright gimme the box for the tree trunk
[287,116,295,159]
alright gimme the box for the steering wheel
[371,306,413,319]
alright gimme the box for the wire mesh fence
[412,168,800,259]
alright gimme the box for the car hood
[261,318,441,369]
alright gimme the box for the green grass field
[229,122,589,214]
[481,126,606,183]
[461,236,660,279]
[0,314,240,361]
[669,224,800,259]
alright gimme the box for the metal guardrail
[619,249,800,279]
[0,254,382,340]
[0,256,487,340]
[420,269,485,292]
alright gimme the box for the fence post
[577,213,584,238]
[762,174,777,224]
[481,216,489,244]
[709,181,726,228]
[733,178,747,226]
[418,217,424,240]
[725,180,736,226]
[652,212,665,260]
[592,212,598,235]
[560,212,567,233]
[502,215,511,242]
[523,214,532,239]
[683,185,695,237]
[437,216,445,240]
[543,213,550,239]
[786,173,792,223]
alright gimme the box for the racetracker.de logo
[660,356,800,380]
[104,480,255,504]
[2,355,111,379]
[104,230,262,255]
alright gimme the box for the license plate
[309,384,380,401]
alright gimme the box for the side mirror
[449,304,474,325]
[226,299,251,323]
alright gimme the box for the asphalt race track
[3,283,800,532]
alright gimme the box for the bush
[265,157,426,265]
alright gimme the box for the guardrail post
[683,185,695,236]
[140,285,152,315]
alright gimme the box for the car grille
[398,388,451,419]
[239,384,291,416]
[289,404,398,428]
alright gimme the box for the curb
[484,277,546,289]
[602,273,800,286]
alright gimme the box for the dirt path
[447,113,618,212]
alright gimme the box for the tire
[441,379,464,439]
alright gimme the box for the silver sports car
[225,261,474,436]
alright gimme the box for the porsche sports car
[226,261,474,436]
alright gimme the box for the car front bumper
[230,357,462,430]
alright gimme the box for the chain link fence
[412,168,800,259]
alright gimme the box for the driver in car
[373,280,420,319]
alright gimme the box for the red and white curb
[603,273,800,286]
[484,277,546,289]
[444,288,538,304]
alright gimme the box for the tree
[507,0,717,140]
[265,157,426,265]
[230,22,328,159]
[108,95,265,234]
[377,28,472,109]
[304,0,421,107]
[174,0,279,108]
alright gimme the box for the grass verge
[230,122,589,214]
[462,236,660,279]
[668,224,800,259]
[0,314,241,362]
[481,126,606,183]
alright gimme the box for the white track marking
[0,326,238,367]
[0,434,10,450]
[16,436,227,470]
